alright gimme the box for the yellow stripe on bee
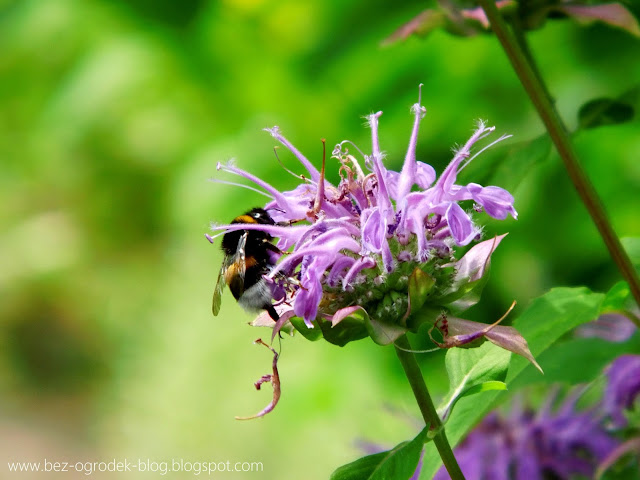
[224,257,259,283]
[234,214,258,224]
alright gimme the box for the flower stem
[477,0,640,321]
[395,335,465,480]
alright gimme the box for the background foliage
[1,0,639,478]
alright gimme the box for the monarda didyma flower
[208,87,539,370]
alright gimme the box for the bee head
[246,208,275,225]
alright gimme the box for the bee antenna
[311,138,326,217]
[273,146,307,181]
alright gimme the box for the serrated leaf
[331,425,429,480]
[419,287,604,479]
[437,342,510,421]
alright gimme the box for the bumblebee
[212,208,281,321]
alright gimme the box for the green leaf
[419,287,604,479]
[458,381,507,397]
[600,281,632,313]
[290,317,323,341]
[317,313,369,347]
[494,134,552,191]
[331,425,429,480]
[437,342,510,421]
[621,237,640,267]
[578,98,635,129]
[364,316,408,346]
[512,332,640,387]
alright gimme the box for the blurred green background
[1,0,639,478]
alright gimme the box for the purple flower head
[209,87,533,362]
[434,389,620,480]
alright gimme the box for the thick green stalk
[395,335,465,480]
[477,0,640,325]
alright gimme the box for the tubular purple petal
[217,161,298,214]
[264,126,322,183]
[396,87,427,201]
[367,111,383,157]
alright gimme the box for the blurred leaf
[495,134,553,189]
[512,332,640,386]
[383,1,519,44]
[437,342,509,421]
[559,3,640,37]
[600,280,632,313]
[331,425,429,480]
[460,134,552,192]
[384,0,640,45]
[621,237,640,267]
[419,287,604,479]
[578,97,635,130]
[383,10,447,45]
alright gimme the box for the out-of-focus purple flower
[576,312,637,343]
[434,390,620,480]
[208,87,534,362]
[604,354,640,428]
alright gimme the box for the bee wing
[235,231,248,285]
[212,231,248,317]
[211,264,226,316]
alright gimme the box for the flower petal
[446,202,479,246]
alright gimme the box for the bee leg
[266,304,280,322]
[264,241,286,255]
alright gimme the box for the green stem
[395,335,465,480]
[477,0,640,314]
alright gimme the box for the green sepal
[408,267,436,314]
